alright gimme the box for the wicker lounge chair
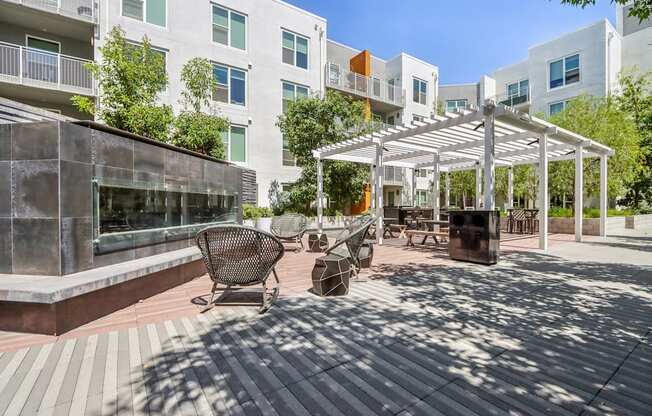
[196,225,285,313]
[270,213,308,251]
[312,217,375,296]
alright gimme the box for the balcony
[325,62,405,109]
[3,0,96,23]
[495,85,530,109]
[0,41,95,96]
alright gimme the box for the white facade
[440,18,632,117]
[618,3,652,74]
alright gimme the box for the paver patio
[0,232,650,415]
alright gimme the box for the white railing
[0,42,94,95]
[325,62,405,107]
[4,0,95,23]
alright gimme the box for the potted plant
[255,207,274,232]
[242,204,259,227]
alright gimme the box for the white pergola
[312,102,614,250]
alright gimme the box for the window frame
[506,78,529,98]
[25,35,61,54]
[548,98,574,116]
[222,124,248,164]
[412,77,428,105]
[121,0,168,28]
[281,29,309,70]
[211,3,247,51]
[445,99,468,112]
[548,53,580,91]
[281,81,310,166]
[212,62,248,107]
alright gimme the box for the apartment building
[440,19,622,117]
[0,0,442,208]
[324,39,439,208]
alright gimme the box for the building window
[413,114,425,122]
[549,54,580,89]
[122,0,166,27]
[212,5,246,50]
[549,98,574,116]
[412,77,427,105]
[212,64,246,106]
[416,190,428,206]
[221,125,247,163]
[507,79,529,98]
[387,115,395,125]
[282,30,308,69]
[415,169,427,178]
[282,81,309,166]
[446,99,468,112]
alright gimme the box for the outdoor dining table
[417,219,449,231]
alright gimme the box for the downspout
[316,24,325,98]
[606,31,614,96]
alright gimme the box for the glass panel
[565,54,579,70]
[213,26,228,45]
[95,181,238,254]
[230,69,246,106]
[122,0,143,20]
[413,79,420,103]
[230,12,246,49]
[550,102,564,115]
[507,82,518,97]
[565,68,580,84]
[27,37,59,53]
[282,31,294,49]
[519,79,529,95]
[145,0,166,26]
[212,6,228,27]
[213,85,228,103]
[373,78,381,96]
[419,80,427,94]
[296,51,308,69]
[230,126,246,162]
[296,36,308,54]
[213,65,228,85]
[549,59,563,89]
[282,47,294,65]
[282,82,295,100]
[296,86,308,98]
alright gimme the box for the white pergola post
[370,164,376,210]
[507,167,514,209]
[444,172,450,208]
[575,145,584,242]
[432,153,440,220]
[475,163,482,209]
[411,168,417,206]
[375,143,384,244]
[316,158,324,235]
[483,103,496,210]
[539,134,549,251]
[600,155,608,237]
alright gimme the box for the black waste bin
[448,210,500,265]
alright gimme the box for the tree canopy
[276,91,370,214]
[72,26,173,141]
[557,0,652,21]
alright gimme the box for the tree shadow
[99,245,651,415]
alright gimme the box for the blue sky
[284,0,615,84]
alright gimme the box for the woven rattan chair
[312,217,375,296]
[270,213,308,251]
[196,225,285,313]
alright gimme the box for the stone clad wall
[0,121,242,276]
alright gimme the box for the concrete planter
[256,217,272,232]
[624,214,652,229]
[243,219,255,227]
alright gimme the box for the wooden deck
[0,233,650,415]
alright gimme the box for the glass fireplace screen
[93,178,239,254]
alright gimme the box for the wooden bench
[388,224,407,238]
[405,229,449,247]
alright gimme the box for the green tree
[72,26,173,140]
[171,58,229,159]
[449,170,476,207]
[556,0,652,22]
[615,69,652,208]
[276,91,369,213]
[549,94,641,205]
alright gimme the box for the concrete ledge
[0,247,202,304]
[0,247,206,335]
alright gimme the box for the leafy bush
[548,207,634,218]
[171,111,227,159]
[242,204,273,220]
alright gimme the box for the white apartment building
[440,18,624,117]
[0,0,441,208]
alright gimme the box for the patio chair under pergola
[312,102,614,251]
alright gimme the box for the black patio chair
[270,213,308,251]
[312,217,375,296]
[196,225,285,313]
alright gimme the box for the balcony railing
[494,87,530,108]
[4,0,96,23]
[0,42,95,95]
[325,62,405,107]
